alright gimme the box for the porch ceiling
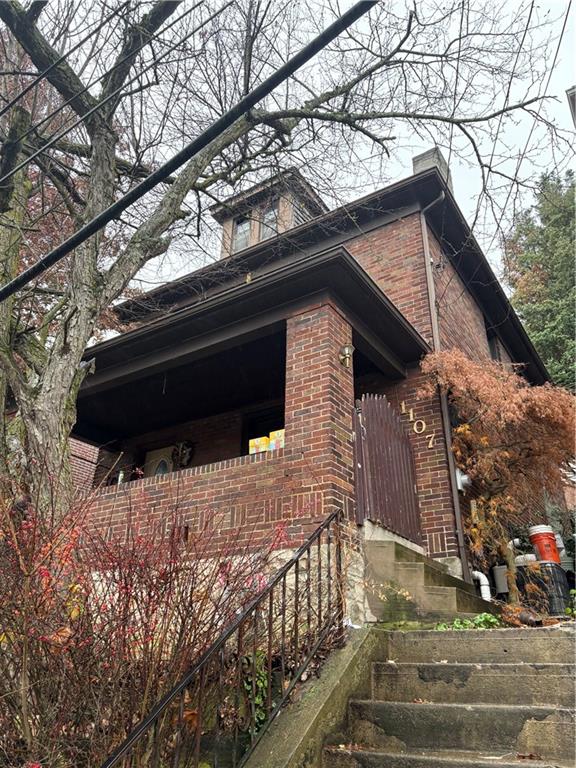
[75,331,286,443]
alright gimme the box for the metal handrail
[102,509,343,768]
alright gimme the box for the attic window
[232,217,250,253]
[259,201,278,242]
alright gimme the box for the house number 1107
[400,401,436,448]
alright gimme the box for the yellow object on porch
[249,436,270,454]
[268,429,285,450]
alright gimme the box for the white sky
[133,0,575,290]
[438,0,575,251]
[335,0,575,257]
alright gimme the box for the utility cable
[0,0,131,120]
[12,0,201,150]
[0,0,377,304]
[0,0,210,189]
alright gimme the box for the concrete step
[364,541,493,622]
[371,661,575,706]
[364,540,450,574]
[417,586,495,616]
[323,747,575,768]
[381,628,575,664]
[348,701,575,763]
[394,562,478,596]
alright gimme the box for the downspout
[420,193,472,583]
[471,570,491,602]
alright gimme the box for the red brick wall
[356,367,458,558]
[70,437,98,491]
[346,216,459,558]
[86,448,324,552]
[84,216,500,563]
[427,228,491,360]
[285,301,355,517]
[382,370,458,558]
[93,409,246,486]
[86,301,355,549]
[347,214,433,344]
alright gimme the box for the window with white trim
[259,202,278,242]
[232,217,251,253]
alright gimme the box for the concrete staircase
[323,627,575,767]
[364,540,494,621]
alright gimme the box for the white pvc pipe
[471,570,491,602]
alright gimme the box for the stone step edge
[323,746,573,768]
[374,627,576,638]
[418,586,497,614]
[373,661,576,671]
[349,700,575,715]
[394,561,477,593]
[364,541,451,573]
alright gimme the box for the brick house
[71,150,548,589]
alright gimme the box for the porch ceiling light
[338,343,355,368]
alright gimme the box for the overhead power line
[0,0,377,304]
[12,0,202,150]
[0,0,207,188]
[0,0,131,120]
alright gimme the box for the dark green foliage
[242,650,269,735]
[504,172,575,391]
[435,613,502,631]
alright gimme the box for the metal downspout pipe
[420,192,472,583]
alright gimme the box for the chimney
[412,146,453,194]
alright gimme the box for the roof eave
[82,246,429,396]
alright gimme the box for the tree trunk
[0,107,32,488]
[498,539,520,604]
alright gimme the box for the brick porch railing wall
[70,437,98,491]
[84,300,355,549]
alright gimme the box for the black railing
[102,510,343,768]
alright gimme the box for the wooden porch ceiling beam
[351,322,407,380]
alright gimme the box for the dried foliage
[0,483,288,767]
[421,350,575,585]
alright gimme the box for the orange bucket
[528,525,561,564]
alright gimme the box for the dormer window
[210,170,328,259]
[259,201,278,242]
[232,216,251,253]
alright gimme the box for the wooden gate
[353,394,422,544]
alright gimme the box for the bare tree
[0,0,570,505]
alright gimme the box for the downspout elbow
[421,190,445,215]
[471,570,491,602]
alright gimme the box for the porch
[73,247,428,548]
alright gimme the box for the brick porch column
[284,302,355,524]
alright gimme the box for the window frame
[259,200,279,242]
[232,216,251,253]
